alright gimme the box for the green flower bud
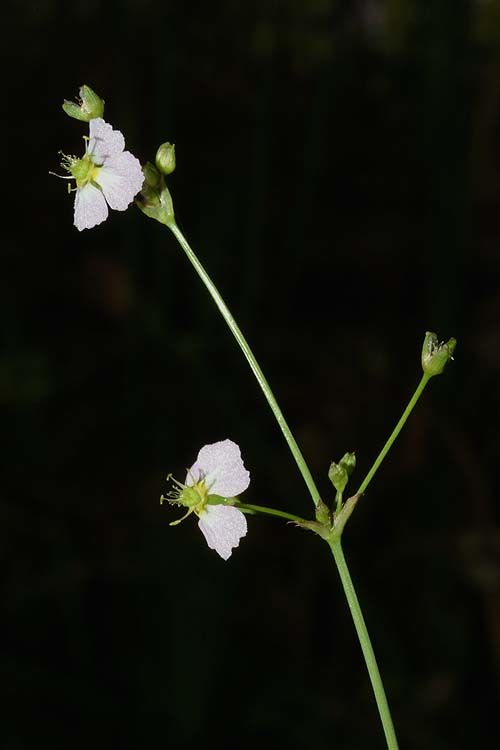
[137,162,162,208]
[155,142,176,175]
[315,499,331,525]
[137,153,176,226]
[62,85,104,122]
[421,332,457,377]
[136,178,175,227]
[328,452,356,494]
[339,451,356,477]
[142,161,162,190]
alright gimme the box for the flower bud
[328,452,356,494]
[137,177,175,227]
[315,499,331,525]
[339,451,356,477]
[421,332,457,377]
[62,85,105,122]
[155,142,176,175]
[142,161,162,190]
[136,163,163,209]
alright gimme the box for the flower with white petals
[164,439,250,560]
[58,118,144,231]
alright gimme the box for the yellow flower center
[69,153,102,188]
[180,481,208,513]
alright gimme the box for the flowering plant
[53,85,457,750]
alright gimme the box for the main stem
[166,219,400,749]
[329,540,399,750]
[168,221,322,507]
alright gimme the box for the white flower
[65,118,144,231]
[188,440,250,560]
[166,439,250,560]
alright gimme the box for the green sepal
[421,332,457,377]
[62,101,89,122]
[62,85,104,122]
[340,451,356,477]
[136,164,175,226]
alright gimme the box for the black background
[4,1,500,748]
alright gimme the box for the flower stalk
[167,219,323,510]
[356,373,430,496]
[235,502,308,524]
[356,330,455,497]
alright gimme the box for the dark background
[4,1,500,748]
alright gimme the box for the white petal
[198,505,247,560]
[87,118,125,165]
[73,183,108,231]
[96,152,144,211]
[186,439,250,497]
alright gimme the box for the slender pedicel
[168,220,322,510]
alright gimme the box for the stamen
[169,475,186,491]
[169,506,195,526]
[48,171,74,180]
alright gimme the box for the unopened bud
[155,142,176,175]
[315,499,331,525]
[328,452,356,494]
[142,161,162,190]
[137,176,175,227]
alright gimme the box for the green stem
[329,539,399,750]
[168,221,322,508]
[357,373,430,496]
[164,216,403,750]
[236,502,308,523]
